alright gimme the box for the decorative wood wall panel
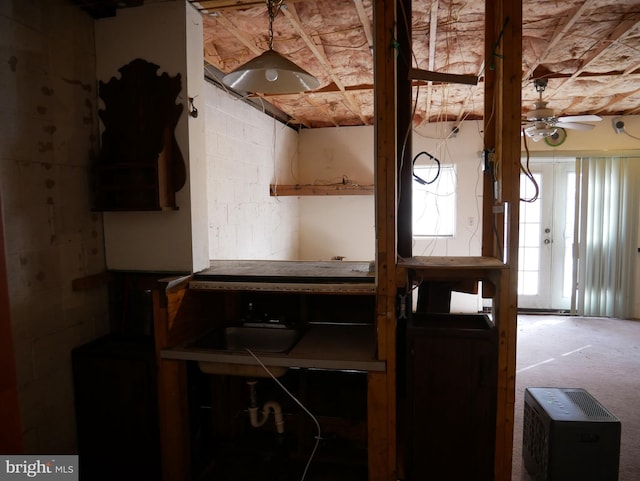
[94,58,186,211]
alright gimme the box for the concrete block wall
[205,82,300,260]
[0,0,109,452]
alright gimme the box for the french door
[518,160,575,311]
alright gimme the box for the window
[412,164,456,237]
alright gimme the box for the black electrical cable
[520,128,540,203]
[412,151,441,185]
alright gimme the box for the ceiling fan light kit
[221,0,320,94]
[544,127,567,147]
[525,125,557,142]
[522,78,602,140]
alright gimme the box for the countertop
[189,260,376,293]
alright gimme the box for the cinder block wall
[204,82,300,260]
[0,0,109,453]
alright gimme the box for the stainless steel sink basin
[224,326,301,353]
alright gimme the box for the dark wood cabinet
[405,313,498,481]
[72,335,161,481]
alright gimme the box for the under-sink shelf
[161,324,385,372]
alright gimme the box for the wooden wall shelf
[398,256,506,271]
[269,183,374,196]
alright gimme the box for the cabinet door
[407,322,497,481]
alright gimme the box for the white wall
[204,84,300,260]
[95,1,209,272]
[293,122,484,311]
[411,121,486,312]
[411,121,485,258]
[298,126,375,261]
[295,123,485,263]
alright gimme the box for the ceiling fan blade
[556,121,595,131]
[557,114,602,123]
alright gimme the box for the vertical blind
[575,157,640,318]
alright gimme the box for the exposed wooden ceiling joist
[354,0,374,51]
[522,0,594,82]
[190,0,640,128]
[548,18,640,98]
[422,0,439,123]
[281,2,368,125]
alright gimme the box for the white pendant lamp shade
[222,49,320,94]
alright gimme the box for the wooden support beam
[213,12,262,56]
[153,275,212,481]
[190,0,312,13]
[153,280,191,481]
[548,18,640,99]
[484,1,522,481]
[282,3,368,125]
[354,0,374,52]
[423,0,439,122]
[522,0,594,81]
[410,67,479,86]
[372,0,397,478]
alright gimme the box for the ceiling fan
[522,78,602,142]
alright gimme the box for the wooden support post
[153,275,212,481]
[484,0,522,480]
[373,0,398,479]
[153,280,192,481]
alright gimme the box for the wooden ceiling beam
[523,0,594,82]
[548,18,640,99]
[353,0,374,52]
[423,0,439,123]
[281,2,367,124]
[214,12,263,56]
[564,61,640,113]
[203,41,224,70]
[593,86,640,115]
[410,68,478,86]
[455,61,485,123]
[190,0,312,13]
[531,68,640,81]
[299,93,341,127]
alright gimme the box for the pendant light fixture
[222,0,320,94]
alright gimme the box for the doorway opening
[518,158,576,312]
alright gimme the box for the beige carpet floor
[512,315,640,481]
